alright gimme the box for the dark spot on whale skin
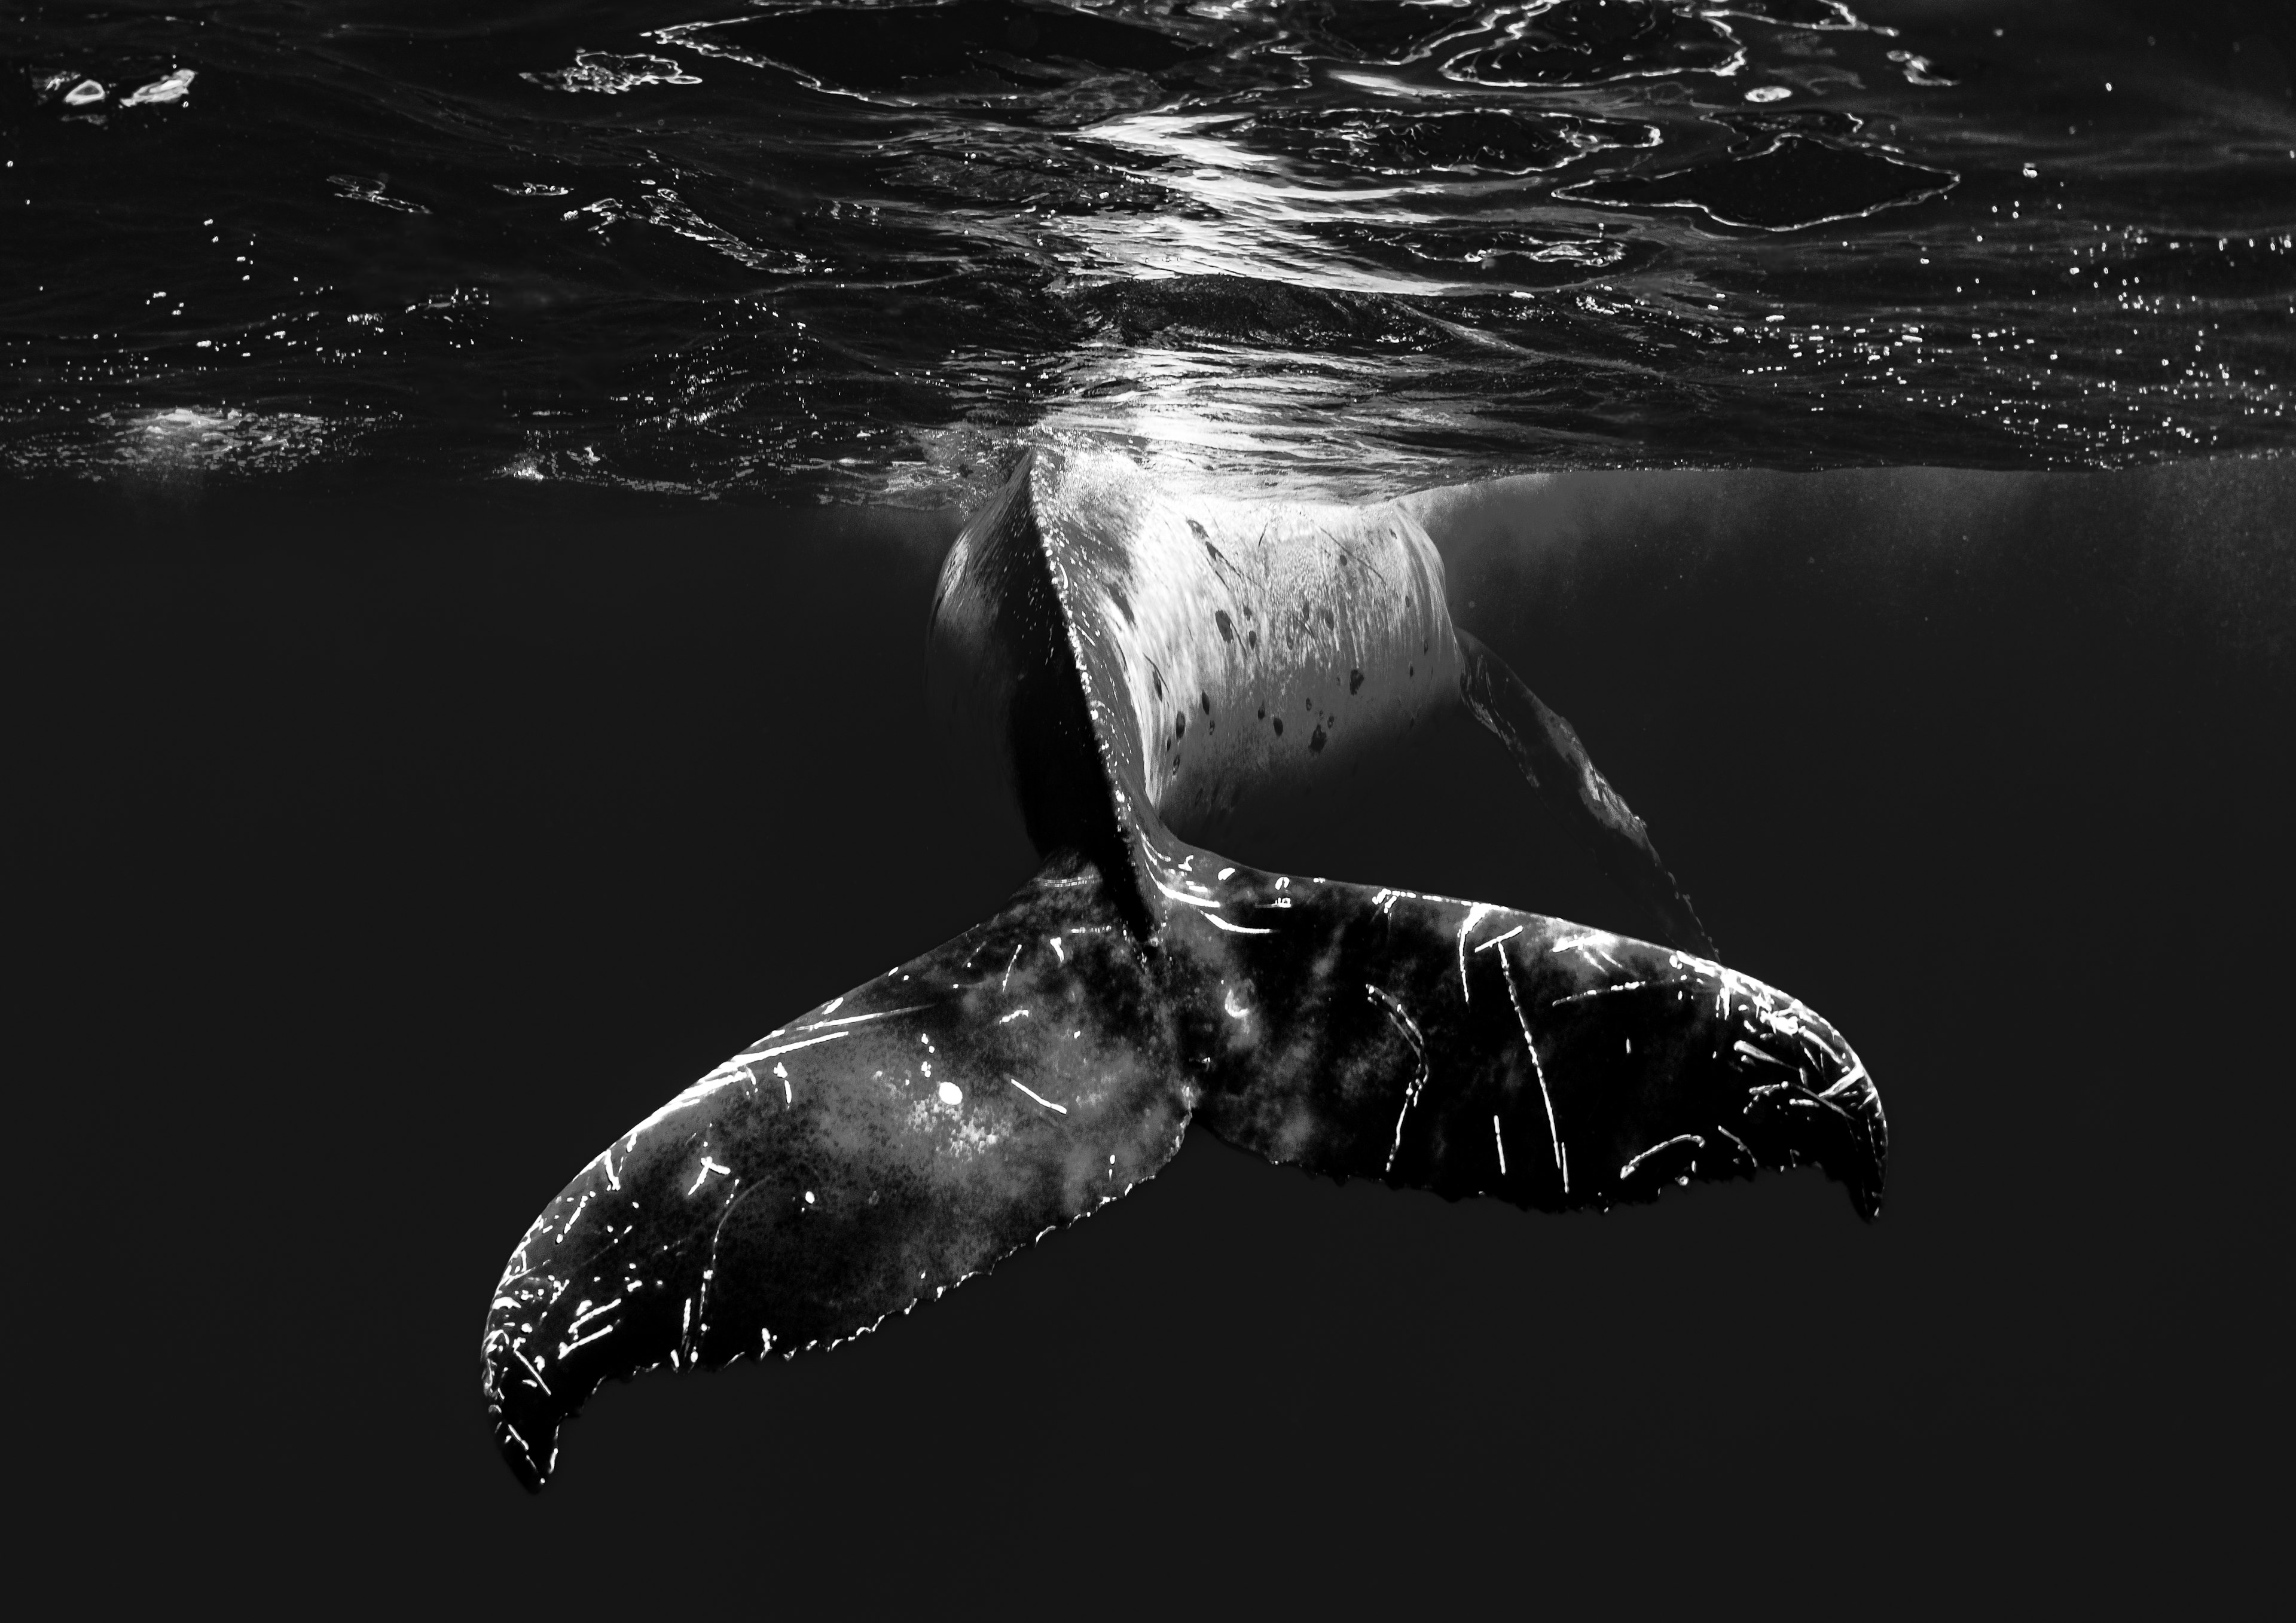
[1187,519,1208,540]
[1247,629,1258,650]
[1215,609,1235,643]
[1257,707,1266,720]
[1349,668,1364,695]
[1408,663,1415,677]
[1271,716,1284,735]
[1152,670,1164,701]
[1324,609,1337,629]
[1176,711,1186,740]
[1200,692,1211,714]
[1309,725,1327,754]
[1241,604,1254,621]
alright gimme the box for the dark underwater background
[5,0,2290,1607]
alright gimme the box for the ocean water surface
[5,0,2292,493]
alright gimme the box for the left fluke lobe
[481,854,1189,1492]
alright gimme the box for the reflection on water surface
[2,2,2290,498]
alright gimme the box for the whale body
[480,441,1885,1491]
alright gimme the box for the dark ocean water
[7,1,2292,1607]
[5,0,2292,494]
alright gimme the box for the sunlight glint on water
[2,2,2289,499]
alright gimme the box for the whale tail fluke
[484,448,1891,1493]
[483,833,1885,1491]
[1144,838,1882,1221]
[480,852,1192,1491]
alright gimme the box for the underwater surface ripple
[2,1,2291,500]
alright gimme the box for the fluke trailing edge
[480,443,1888,1491]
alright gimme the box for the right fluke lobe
[1149,845,1885,1221]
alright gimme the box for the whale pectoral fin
[1455,628,1716,958]
[481,852,1189,1493]
[1158,860,1882,1220]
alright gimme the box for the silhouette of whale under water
[481,442,1888,1491]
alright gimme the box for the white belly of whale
[930,443,1464,841]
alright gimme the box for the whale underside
[481,444,1888,1492]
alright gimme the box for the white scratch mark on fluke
[1153,878,1223,909]
[798,1005,929,1032]
[1204,913,1274,935]
[1621,1134,1705,1180]
[1366,983,1430,1176]
[1007,1077,1068,1114]
[1495,942,1567,1194]
[1456,901,1498,1001]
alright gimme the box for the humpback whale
[480,442,1888,1491]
